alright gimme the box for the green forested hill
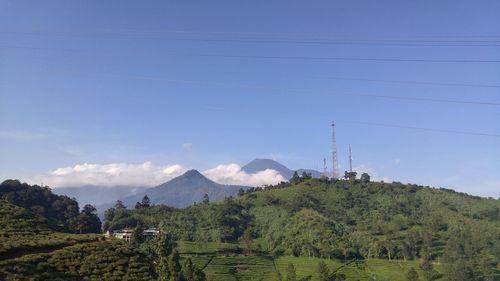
[0,182,157,281]
[0,200,98,259]
[2,178,499,280]
[105,178,500,280]
[0,179,101,233]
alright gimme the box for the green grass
[177,241,241,254]
[203,255,278,281]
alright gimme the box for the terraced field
[203,255,278,281]
[178,241,445,281]
[177,241,241,255]
[275,256,437,281]
[0,201,99,259]
[0,200,155,281]
[0,240,155,281]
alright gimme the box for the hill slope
[104,178,500,279]
[0,183,155,281]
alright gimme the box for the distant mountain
[97,170,249,213]
[296,169,324,179]
[242,159,294,179]
[242,159,323,179]
[53,185,149,207]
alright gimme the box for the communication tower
[331,122,339,179]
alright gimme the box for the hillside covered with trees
[1,177,499,280]
[104,176,500,280]
[0,180,101,233]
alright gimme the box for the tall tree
[115,200,126,209]
[406,268,419,281]
[360,173,370,183]
[286,263,297,281]
[202,194,210,204]
[141,195,151,208]
[317,261,329,281]
[71,204,101,233]
[291,172,300,184]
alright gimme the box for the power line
[347,93,500,106]
[188,53,500,64]
[342,121,500,138]
[48,71,499,107]
[313,76,500,89]
[3,29,500,42]
[4,44,500,64]
[3,30,500,47]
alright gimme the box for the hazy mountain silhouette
[242,158,323,179]
[97,170,248,213]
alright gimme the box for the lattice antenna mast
[331,122,339,179]
[349,144,353,173]
[323,158,327,177]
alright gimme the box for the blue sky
[1,0,499,196]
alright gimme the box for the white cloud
[31,161,285,188]
[353,165,390,182]
[203,163,286,187]
[36,162,185,188]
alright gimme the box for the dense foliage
[0,180,101,233]
[0,200,98,259]
[104,178,500,280]
[0,240,156,281]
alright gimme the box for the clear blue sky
[1,0,499,196]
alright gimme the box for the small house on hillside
[110,228,165,242]
[113,229,134,242]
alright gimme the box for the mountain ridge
[97,169,249,213]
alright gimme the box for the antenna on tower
[331,122,339,179]
[349,144,353,173]
[323,158,327,177]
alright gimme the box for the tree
[183,258,195,280]
[420,257,437,281]
[344,171,357,181]
[141,195,150,208]
[104,207,115,222]
[301,172,312,180]
[170,249,183,281]
[317,261,329,281]
[115,200,126,209]
[286,263,297,281]
[82,204,97,216]
[71,204,101,234]
[103,207,116,231]
[360,173,370,183]
[156,236,173,281]
[193,268,207,281]
[290,171,300,184]
[406,268,419,281]
[131,225,144,244]
[135,201,143,209]
[202,194,210,204]
[237,188,245,196]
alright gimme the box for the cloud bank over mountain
[33,161,286,188]
[203,164,286,186]
[36,162,185,188]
